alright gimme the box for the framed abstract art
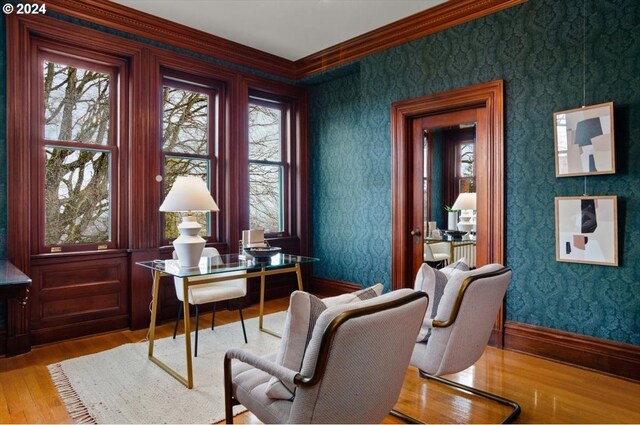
[555,195,618,266]
[554,102,615,177]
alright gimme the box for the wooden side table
[0,260,32,356]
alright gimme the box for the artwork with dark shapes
[556,196,618,266]
[554,102,615,177]
[581,199,597,233]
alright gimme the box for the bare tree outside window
[44,61,110,144]
[161,83,213,240]
[458,142,475,193]
[162,86,208,155]
[249,103,283,232]
[43,61,113,246]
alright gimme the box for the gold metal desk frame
[137,254,317,389]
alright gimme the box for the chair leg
[419,370,521,424]
[194,305,200,358]
[238,307,248,343]
[211,303,216,330]
[224,354,241,424]
[389,408,423,423]
[172,304,182,339]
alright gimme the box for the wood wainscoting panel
[29,252,129,345]
[505,321,640,382]
[310,276,362,298]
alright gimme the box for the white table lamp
[452,192,477,233]
[159,176,219,268]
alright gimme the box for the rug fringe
[49,363,97,424]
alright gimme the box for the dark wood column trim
[43,0,296,80]
[505,321,640,382]
[295,0,527,78]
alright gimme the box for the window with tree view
[249,99,287,234]
[162,79,217,241]
[42,59,116,250]
[458,140,475,193]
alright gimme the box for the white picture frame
[554,102,615,177]
[555,195,618,266]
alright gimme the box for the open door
[410,108,484,276]
[391,80,505,345]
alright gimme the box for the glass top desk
[136,253,318,389]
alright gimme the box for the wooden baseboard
[309,276,362,297]
[504,321,640,382]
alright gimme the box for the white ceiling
[111,0,447,61]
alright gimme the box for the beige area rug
[48,312,286,424]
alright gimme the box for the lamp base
[457,209,475,233]
[173,216,205,269]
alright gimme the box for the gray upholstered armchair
[223,289,429,424]
[404,263,521,424]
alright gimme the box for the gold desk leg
[295,263,303,291]
[148,271,161,357]
[258,268,266,330]
[147,272,192,388]
[182,277,193,389]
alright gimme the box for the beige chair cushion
[265,284,383,400]
[414,259,470,342]
[173,248,247,304]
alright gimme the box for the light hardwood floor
[1,297,639,424]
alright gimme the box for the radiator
[452,241,476,268]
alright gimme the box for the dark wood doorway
[391,80,505,344]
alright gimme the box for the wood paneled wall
[5,13,308,343]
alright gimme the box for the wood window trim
[160,76,221,246]
[6,14,143,270]
[7,13,309,269]
[32,41,129,255]
[145,51,239,251]
[240,76,309,255]
[248,96,291,237]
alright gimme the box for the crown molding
[42,0,525,81]
[42,0,296,80]
[294,0,527,78]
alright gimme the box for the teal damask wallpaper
[0,1,637,343]
[305,0,639,345]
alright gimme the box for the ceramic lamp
[159,176,219,268]
[452,192,476,233]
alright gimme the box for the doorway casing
[391,79,504,343]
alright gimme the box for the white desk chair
[172,247,247,357]
[424,242,451,267]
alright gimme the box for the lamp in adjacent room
[159,176,219,268]
[452,192,477,234]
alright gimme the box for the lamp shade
[159,176,219,212]
[452,192,477,210]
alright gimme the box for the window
[457,134,475,193]
[248,97,288,234]
[161,77,219,242]
[40,55,119,252]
